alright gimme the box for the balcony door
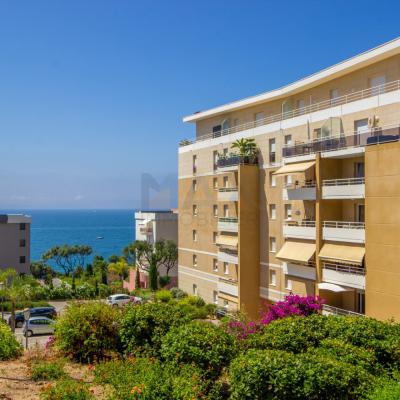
[355,204,365,223]
[354,162,365,178]
[354,119,369,146]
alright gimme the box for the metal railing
[284,220,316,227]
[323,262,365,275]
[218,217,238,223]
[323,221,365,229]
[180,80,400,146]
[323,177,365,186]
[285,180,316,189]
[218,277,238,285]
[218,187,238,192]
[139,227,153,234]
[217,154,258,168]
[322,304,364,317]
[283,123,400,158]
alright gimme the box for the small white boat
[97,236,104,240]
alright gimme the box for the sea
[4,209,135,267]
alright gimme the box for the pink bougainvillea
[225,320,258,340]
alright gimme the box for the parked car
[23,316,55,337]
[107,294,142,307]
[9,306,57,328]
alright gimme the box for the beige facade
[178,38,400,320]
[0,214,31,274]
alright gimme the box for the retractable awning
[276,241,316,263]
[319,243,365,265]
[273,161,315,175]
[318,282,351,293]
[216,235,238,248]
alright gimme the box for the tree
[108,254,120,264]
[93,255,108,285]
[30,261,55,280]
[42,245,92,276]
[108,260,129,282]
[231,138,257,157]
[135,267,141,289]
[123,243,136,266]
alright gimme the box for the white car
[107,294,142,307]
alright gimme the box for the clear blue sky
[0,0,399,210]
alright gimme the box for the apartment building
[0,214,31,274]
[124,209,178,290]
[178,37,400,320]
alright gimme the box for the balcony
[322,262,365,290]
[283,260,316,280]
[180,80,400,147]
[282,180,316,201]
[218,188,238,202]
[139,226,153,235]
[283,220,316,240]
[218,249,238,264]
[217,277,238,297]
[322,178,365,199]
[322,304,364,317]
[323,221,365,243]
[218,217,238,233]
[217,154,258,172]
[283,124,400,159]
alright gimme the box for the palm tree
[231,138,257,157]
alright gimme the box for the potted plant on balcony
[231,138,258,164]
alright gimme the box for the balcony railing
[285,180,316,189]
[283,124,400,158]
[323,262,365,275]
[180,80,400,146]
[284,220,316,227]
[218,187,238,192]
[323,221,365,229]
[219,217,238,223]
[217,155,258,168]
[322,304,364,317]
[323,177,365,186]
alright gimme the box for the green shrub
[161,320,236,378]
[367,379,400,400]
[229,349,373,399]
[120,302,192,356]
[0,321,22,360]
[31,360,66,381]
[155,289,173,303]
[170,287,187,299]
[247,314,329,352]
[94,358,208,400]
[158,275,171,288]
[54,302,120,362]
[1,300,51,312]
[40,379,94,400]
[178,295,205,307]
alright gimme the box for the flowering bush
[224,320,258,340]
[260,294,324,324]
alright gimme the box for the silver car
[107,294,142,307]
[23,316,55,337]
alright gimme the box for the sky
[0,0,399,210]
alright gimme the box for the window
[223,176,229,188]
[193,284,198,295]
[193,254,197,267]
[284,175,292,187]
[192,230,197,242]
[19,223,26,231]
[254,112,264,126]
[354,162,365,178]
[285,276,293,291]
[193,204,198,216]
[223,148,229,157]
[354,118,369,134]
[223,204,229,218]
[213,151,218,170]
[296,99,305,114]
[269,269,276,286]
[213,232,218,244]
[269,204,276,220]
[223,262,229,275]
[223,299,229,309]
[269,237,276,253]
[369,75,386,95]
[269,138,276,164]
[19,256,26,264]
[212,125,222,138]
[330,88,339,105]
[284,204,292,220]
[284,135,292,146]
[213,178,218,190]
[213,205,218,217]
[213,291,218,304]
[192,155,197,174]
[19,239,26,248]
[270,172,276,187]
[192,180,197,192]
[213,259,218,271]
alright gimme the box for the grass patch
[31,360,66,381]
